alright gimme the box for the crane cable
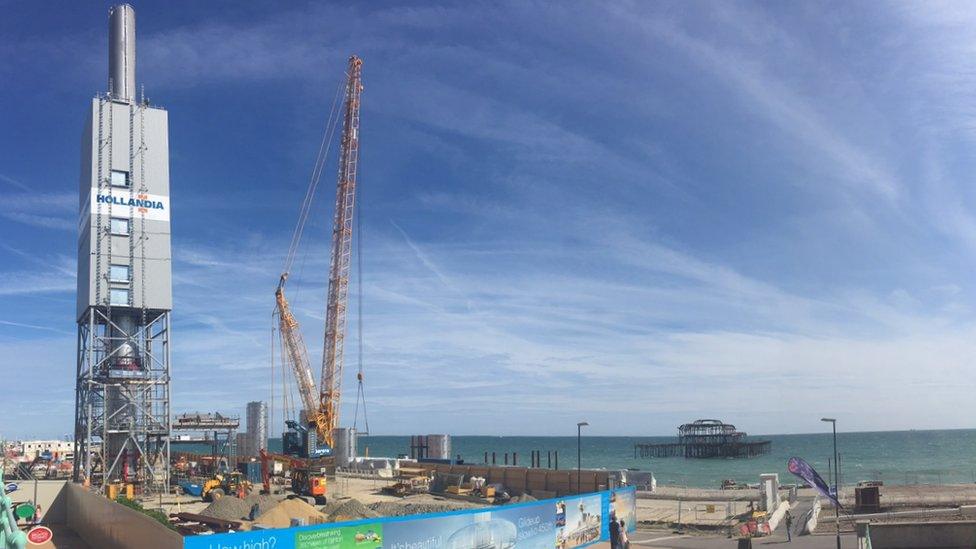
[275,79,344,425]
[352,179,370,435]
[283,80,345,277]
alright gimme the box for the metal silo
[333,428,357,467]
[427,434,452,460]
[246,401,268,457]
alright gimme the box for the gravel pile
[200,494,280,522]
[327,498,380,522]
[200,496,249,521]
[367,501,471,517]
[243,494,280,518]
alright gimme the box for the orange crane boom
[315,55,363,450]
[275,274,318,418]
[274,55,364,454]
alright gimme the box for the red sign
[27,526,53,545]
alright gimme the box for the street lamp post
[577,421,588,494]
[822,418,840,549]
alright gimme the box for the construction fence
[183,486,637,549]
[412,462,614,497]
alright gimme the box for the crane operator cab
[283,420,333,459]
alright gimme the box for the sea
[184,430,976,489]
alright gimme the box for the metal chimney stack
[108,4,136,101]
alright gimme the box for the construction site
[0,5,642,547]
[12,4,976,549]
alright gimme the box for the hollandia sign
[96,192,166,213]
[183,487,637,549]
[81,189,171,223]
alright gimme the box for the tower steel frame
[73,306,171,492]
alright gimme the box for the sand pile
[326,498,379,522]
[254,498,326,528]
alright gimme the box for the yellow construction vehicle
[201,471,252,502]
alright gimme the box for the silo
[235,432,250,458]
[427,434,452,460]
[333,428,357,467]
[246,401,268,457]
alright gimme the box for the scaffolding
[634,419,771,459]
[74,305,171,492]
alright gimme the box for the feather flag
[788,456,841,508]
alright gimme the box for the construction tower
[73,4,173,493]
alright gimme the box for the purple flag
[787,456,841,508]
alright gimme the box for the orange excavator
[259,448,326,504]
[265,55,365,502]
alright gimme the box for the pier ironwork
[634,419,771,459]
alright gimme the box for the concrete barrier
[65,483,181,549]
[766,500,790,532]
[867,520,976,548]
[803,498,820,534]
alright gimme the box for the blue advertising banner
[183,487,637,549]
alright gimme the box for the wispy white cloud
[0,191,76,231]
[0,319,72,335]
[616,7,900,202]
[0,173,29,191]
[0,271,74,296]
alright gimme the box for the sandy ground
[149,474,485,517]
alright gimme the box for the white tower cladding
[74,4,173,493]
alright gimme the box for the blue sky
[3,1,976,439]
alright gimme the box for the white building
[21,440,75,460]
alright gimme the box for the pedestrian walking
[609,517,621,549]
[784,510,793,542]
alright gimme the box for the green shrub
[114,496,177,531]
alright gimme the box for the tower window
[110,288,129,306]
[111,170,129,188]
[110,217,129,235]
[110,264,130,283]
